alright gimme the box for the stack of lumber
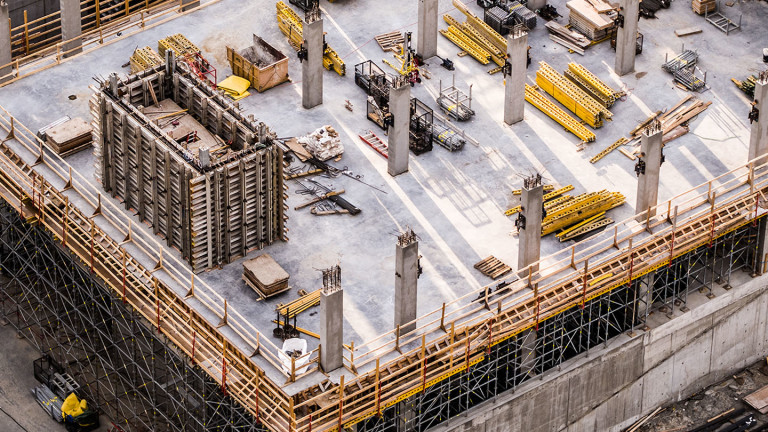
[276,1,346,76]
[474,256,512,279]
[566,0,616,40]
[556,211,613,241]
[541,190,625,236]
[524,84,596,142]
[375,31,405,53]
[440,0,508,68]
[45,118,92,156]
[130,46,163,73]
[277,289,321,318]
[505,185,575,216]
[545,21,590,54]
[158,33,199,57]
[243,254,290,299]
[692,0,716,14]
[536,61,612,128]
[565,63,624,107]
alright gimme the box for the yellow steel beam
[524,84,596,143]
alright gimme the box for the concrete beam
[60,0,82,58]
[319,266,343,372]
[416,0,438,59]
[504,29,528,125]
[302,18,324,109]
[635,123,663,218]
[518,180,543,273]
[394,229,419,334]
[0,2,12,83]
[748,76,768,166]
[614,0,639,76]
[387,81,410,177]
[180,0,201,12]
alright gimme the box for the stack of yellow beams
[505,185,575,216]
[158,33,200,57]
[278,289,321,318]
[536,62,612,128]
[439,0,507,67]
[542,190,624,236]
[568,63,625,106]
[130,46,163,74]
[524,84,596,142]
[556,212,613,241]
[276,2,346,76]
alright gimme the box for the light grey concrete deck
[0,0,765,390]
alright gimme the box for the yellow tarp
[61,393,87,420]
[218,76,251,100]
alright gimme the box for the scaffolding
[0,102,767,431]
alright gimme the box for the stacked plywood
[566,0,616,40]
[691,0,716,14]
[45,118,92,156]
[243,254,290,298]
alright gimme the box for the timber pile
[692,0,716,14]
[474,256,512,279]
[45,118,92,156]
[545,21,590,54]
[566,0,616,40]
[243,254,290,299]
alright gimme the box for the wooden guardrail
[0,103,765,432]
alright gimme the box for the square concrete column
[60,0,83,57]
[387,79,411,177]
[614,0,639,76]
[394,229,419,334]
[319,265,343,372]
[504,28,528,125]
[528,0,547,13]
[748,73,768,166]
[180,0,201,11]
[635,122,663,218]
[518,177,543,273]
[416,0,438,59]
[302,16,324,109]
[0,2,11,83]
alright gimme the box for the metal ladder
[359,131,388,158]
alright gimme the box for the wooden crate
[692,0,716,14]
[227,35,290,93]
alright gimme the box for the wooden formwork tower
[91,62,287,272]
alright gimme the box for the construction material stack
[45,117,92,156]
[440,0,508,68]
[276,1,346,76]
[158,33,200,57]
[242,254,290,299]
[536,61,612,128]
[566,0,616,40]
[130,47,163,73]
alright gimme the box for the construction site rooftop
[0,0,766,393]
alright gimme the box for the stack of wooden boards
[440,0,507,69]
[276,1,346,76]
[45,118,92,156]
[277,289,321,318]
[507,185,625,240]
[566,0,616,40]
[692,0,716,14]
[525,62,622,143]
[243,254,291,299]
[590,95,712,163]
[130,47,164,73]
[545,21,591,54]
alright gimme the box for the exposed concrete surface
[394,239,419,333]
[430,272,768,432]
[320,287,344,372]
[615,0,639,76]
[635,127,662,217]
[387,82,410,176]
[302,18,324,109]
[503,30,527,125]
[417,0,438,59]
[749,79,768,164]
[518,183,543,272]
[60,0,82,57]
[0,2,12,83]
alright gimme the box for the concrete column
[416,0,438,59]
[387,80,410,177]
[504,28,528,125]
[614,0,639,76]
[0,2,11,83]
[319,265,343,372]
[518,179,543,273]
[60,0,83,57]
[748,76,768,166]
[635,123,663,218]
[180,0,201,12]
[302,17,324,109]
[394,229,419,334]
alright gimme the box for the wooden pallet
[474,256,512,279]
[375,31,404,53]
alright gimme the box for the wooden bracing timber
[92,63,287,272]
[1,102,768,432]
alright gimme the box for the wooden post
[421,334,426,392]
[338,375,345,430]
[23,10,28,55]
[290,355,296,383]
[89,221,95,272]
[96,0,101,28]
[668,208,677,266]
[122,250,127,303]
[154,279,161,331]
[394,324,401,353]
[255,370,260,422]
[570,246,576,269]
[217,300,228,328]
[449,322,455,368]
[186,274,195,298]
[580,259,589,308]
[62,197,69,246]
[125,0,129,16]
[191,331,196,364]
[375,358,381,416]
[439,303,446,332]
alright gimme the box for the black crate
[485,6,511,35]
[33,355,64,387]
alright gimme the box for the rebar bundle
[662,49,698,73]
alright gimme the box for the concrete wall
[9,0,59,28]
[432,276,768,432]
